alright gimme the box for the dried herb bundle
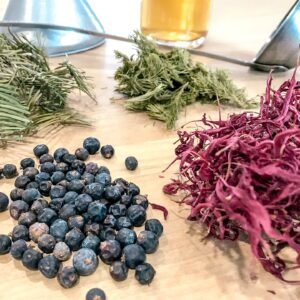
[114,32,257,129]
[0,34,94,147]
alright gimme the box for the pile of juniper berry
[0,137,163,289]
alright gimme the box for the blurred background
[0,0,295,63]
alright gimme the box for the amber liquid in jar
[141,0,211,48]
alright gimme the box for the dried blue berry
[103,215,117,228]
[0,192,9,212]
[59,204,77,221]
[10,239,27,259]
[57,266,79,289]
[137,230,159,254]
[125,156,138,171]
[113,177,128,188]
[10,200,29,220]
[23,167,39,180]
[26,181,39,189]
[46,197,60,212]
[127,205,146,227]
[10,188,24,201]
[71,159,86,174]
[99,227,116,241]
[115,216,132,230]
[50,219,69,241]
[87,201,107,223]
[128,182,140,196]
[116,228,137,247]
[57,179,69,188]
[75,148,89,161]
[120,194,132,207]
[99,240,121,264]
[39,153,54,164]
[54,148,69,163]
[75,193,93,213]
[33,144,49,158]
[14,175,30,189]
[109,261,128,282]
[22,188,40,205]
[85,162,99,175]
[95,172,111,186]
[73,248,98,276]
[62,153,76,165]
[65,228,85,251]
[99,199,110,206]
[12,224,29,242]
[110,204,127,218]
[38,255,61,278]
[50,185,66,199]
[84,183,105,200]
[40,162,56,174]
[67,179,84,193]
[35,172,50,183]
[81,234,100,254]
[20,158,35,169]
[37,208,57,225]
[0,234,11,254]
[30,199,48,215]
[38,234,56,253]
[84,222,101,236]
[63,191,78,205]
[49,197,64,212]
[22,248,43,270]
[53,242,71,261]
[123,244,146,269]
[55,162,69,173]
[100,145,115,159]
[51,171,65,184]
[132,195,149,209]
[29,222,49,243]
[83,137,100,155]
[66,170,81,181]
[145,219,163,238]
[68,215,85,230]
[135,263,156,285]
[18,211,37,227]
[104,185,121,203]
[97,166,110,175]
[86,288,106,300]
[82,212,91,223]
[81,172,95,185]
[3,163,18,178]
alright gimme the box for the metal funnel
[252,0,300,71]
[0,0,105,57]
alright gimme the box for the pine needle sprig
[0,33,94,147]
[114,32,257,129]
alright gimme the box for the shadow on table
[0,253,12,264]
[186,220,249,279]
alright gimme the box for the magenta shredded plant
[163,70,300,282]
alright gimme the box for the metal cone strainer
[0,0,105,57]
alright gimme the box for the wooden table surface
[0,0,299,299]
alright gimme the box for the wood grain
[0,0,300,299]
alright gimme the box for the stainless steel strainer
[0,0,105,56]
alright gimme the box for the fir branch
[0,33,94,146]
[0,83,32,146]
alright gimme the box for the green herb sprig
[114,32,257,129]
[0,34,94,147]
